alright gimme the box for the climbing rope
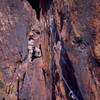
[62,75,79,100]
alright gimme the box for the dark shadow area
[17,79,20,100]
[27,0,40,20]
[31,47,41,61]
[31,48,37,61]
[45,0,53,12]
[90,57,100,67]
[40,0,53,14]
[27,0,53,18]
[58,5,72,34]
[58,5,68,31]
[60,39,83,100]
[2,97,5,100]
[58,10,65,32]
[51,53,56,100]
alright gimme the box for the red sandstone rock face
[0,0,100,100]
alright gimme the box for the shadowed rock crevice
[27,0,40,19]
[60,45,83,100]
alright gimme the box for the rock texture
[0,0,100,100]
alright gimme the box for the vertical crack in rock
[17,79,20,100]
[60,44,83,100]
[20,72,26,90]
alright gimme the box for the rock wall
[0,0,100,100]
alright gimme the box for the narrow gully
[60,43,83,100]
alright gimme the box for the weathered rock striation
[0,0,100,100]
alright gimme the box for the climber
[34,46,41,57]
[53,41,62,69]
[31,46,42,61]
[28,33,41,62]
[28,38,34,62]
